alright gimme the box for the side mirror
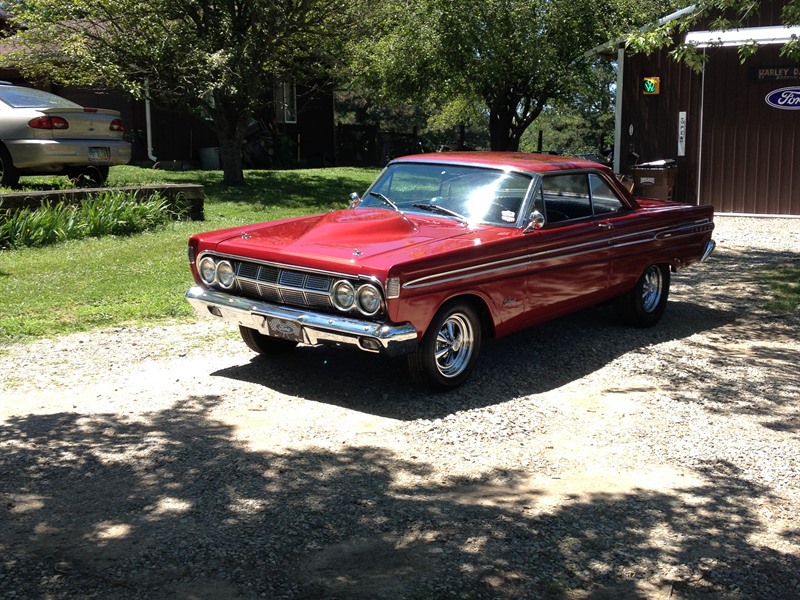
[523,210,545,233]
[349,192,361,208]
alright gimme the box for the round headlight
[216,260,235,289]
[332,280,356,310]
[198,256,217,285]
[356,284,382,316]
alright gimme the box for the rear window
[0,87,81,109]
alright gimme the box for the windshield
[361,162,534,227]
[0,86,82,109]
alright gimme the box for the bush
[0,191,182,249]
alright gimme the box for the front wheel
[408,301,482,391]
[239,326,298,355]
[616,264,671,328]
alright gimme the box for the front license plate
[88,147,111,162]
[266,317,303,342]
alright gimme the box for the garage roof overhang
[685,25,800,48]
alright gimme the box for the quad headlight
[332,280,356,310]
[356,284,382,316]
[332,280,384,316]
[197,256,236,288]
[216,260,235,289]
[198,256,218,285]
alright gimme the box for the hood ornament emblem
[241,232,251,240]
[352,248,363,257]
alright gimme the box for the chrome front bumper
[186,286,419,357]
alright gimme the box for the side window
[589,174,625,215]
[541,174,592,222]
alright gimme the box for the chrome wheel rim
[434,313,475,378]
[641,266,663,313]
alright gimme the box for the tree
[627,0,800,71]
[349,0,675,151]
[3,0,365,184]
[520,59,617,156]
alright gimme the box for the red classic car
[186,152,715,390]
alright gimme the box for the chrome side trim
[186,286,418,357]
[402,219,714,290]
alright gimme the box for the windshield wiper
[411,202,467,223]
[368,191,400,212]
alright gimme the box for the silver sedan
[0,83,131,187]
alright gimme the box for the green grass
[0,165,378,344]
[760,263,800,315]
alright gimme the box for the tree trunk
[211,100,250,186]
[488,93,544,153]
[217,132,246,186]
[489,106,518,151]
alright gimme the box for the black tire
[68,166,109,187]
[0,145,20,188]
[616,264,671,328]
[239,326,298,355]
[408,301,482,391]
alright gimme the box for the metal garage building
[612,1,800,216]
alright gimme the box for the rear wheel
[239,326,298,355]
[0,145,20,188]
[408,301,482,391]
[616,264,671,327]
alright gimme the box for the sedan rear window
[0,87,82,109]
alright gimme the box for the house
[613,0,800,216]
[0,8,336,171]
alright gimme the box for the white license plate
[88,147,111,162]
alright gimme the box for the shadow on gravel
[212,298,737,422]
[1,399,798,599]
[213,247,799,432]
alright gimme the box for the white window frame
[274,80,297,124]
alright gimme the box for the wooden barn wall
[700,45,800,215]
[620,51,702,205]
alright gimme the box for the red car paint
[187,152,715,390]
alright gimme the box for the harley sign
[765,86,800,110]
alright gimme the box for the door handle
[598,222,614,229]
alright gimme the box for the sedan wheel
[408,301,482,391]
[616,264,671,328]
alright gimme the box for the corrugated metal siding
[700,46,800,215]
[621,0,800,216]
[620,49,703,204]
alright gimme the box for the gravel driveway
[1,216,799,600]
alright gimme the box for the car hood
[206,208,490,271]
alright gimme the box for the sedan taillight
[109,118,125,132]
[28,116,69,130]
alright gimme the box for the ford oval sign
[765,87,800,110]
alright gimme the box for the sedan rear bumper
[186,286,419,357]
[6,138,131,169]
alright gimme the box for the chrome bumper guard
[701,239,716,262]
[186,286,419,357]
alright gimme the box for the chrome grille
[232,259,334,311]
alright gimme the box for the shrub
[0,191,182,249]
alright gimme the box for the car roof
[390,151,606,174]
